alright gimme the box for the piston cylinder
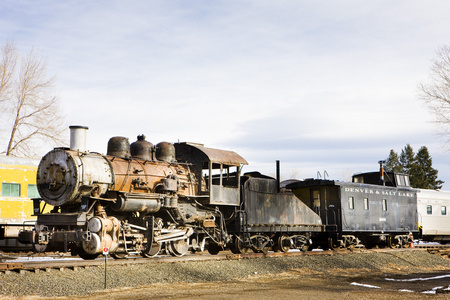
[82,216,120,254]
[112,194,161,213]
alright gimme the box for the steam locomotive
[19,126,419,259]
[19,126,322,258]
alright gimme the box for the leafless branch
[419,45,450,140]
[0,41,66,157]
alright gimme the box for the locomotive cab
[174,142,248,206]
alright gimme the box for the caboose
[287,170,418,248]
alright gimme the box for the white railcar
[417,189,450,243]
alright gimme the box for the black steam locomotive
[19,126,416,258]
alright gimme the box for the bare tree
[0,41,16,103]
[419,45,450,135]
[0,41,66,157]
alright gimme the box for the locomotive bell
[130,135,153,160]
[155,142,176,163]
[107,137,131,158]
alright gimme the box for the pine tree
[399,144,415,174]
[411,146,444,189]
[385,149,402,173]
[385,145,444,189]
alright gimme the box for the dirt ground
[3,250,450,299]
[51,268,450,300]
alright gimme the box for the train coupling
[18,230,35,244]
[17,228,49,245]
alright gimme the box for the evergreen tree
[399,144,415,174]
[385,149,402,173]
[411,146,444,189]
[385,145,444,189]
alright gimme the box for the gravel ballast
[1,250,450,299]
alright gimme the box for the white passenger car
[417,189,450,243]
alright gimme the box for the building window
[364,198,369,210]
[27,184,40,198]
[382,199,387,211]
[427,205,432,215]
[348,196,354,210]
[442,206,447,216]
[1,183,21,197]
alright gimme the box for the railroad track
[2,245,448,275]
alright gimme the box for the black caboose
[287,171,418,248]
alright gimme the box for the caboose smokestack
[69,125,89,151]
[378,160,386,186]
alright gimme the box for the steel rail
[0,246,438,274]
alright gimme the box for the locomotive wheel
[142,242,161,258]
[77,249,100,260]
[207,243,222,255]
[32,243,49,253]
[230,235,249,254]
[111,252,128,259]
[169,239,188,257]
[70,245,99,260]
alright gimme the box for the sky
[1,1,450,187]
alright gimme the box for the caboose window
[382,199,387,211]
[441,206,447,215]
[395,174,411,187]
[348,196,354,210]
[364,198,369,210]
[1,182,21,197]
[427,205,432,215]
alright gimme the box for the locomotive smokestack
[69,125,89,152]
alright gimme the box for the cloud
[1,1,450,186]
